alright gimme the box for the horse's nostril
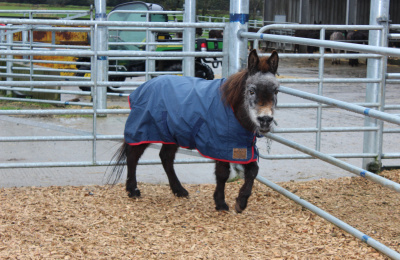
[257,116,273,125]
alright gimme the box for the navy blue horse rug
[124,75,258,164]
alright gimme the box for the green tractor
[76,1,221,91]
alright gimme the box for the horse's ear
[247,49,260,75]
[267,50,279,75]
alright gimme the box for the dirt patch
[1,170,400,259]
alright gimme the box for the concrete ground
[1,56,400,188]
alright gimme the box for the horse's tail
[106,142,128,185]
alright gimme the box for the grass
[0,3,221,21]
[0,100,94,118]
[0,106,21,110]
[0,2,107,19]
[0,99,127,118]
[0,100,57,110]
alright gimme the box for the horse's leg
[126,143,149,197]
[159,144,189,197]
[213,161,230,211]
[235,161,259,213]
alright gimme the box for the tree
[249,0,264,20]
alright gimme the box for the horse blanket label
[125,75,258,164]
[233,148,247,160]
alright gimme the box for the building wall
[309,0,347,24]
[389,0,400,25]
[263,0,399,25]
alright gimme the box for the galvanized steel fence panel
[0,11,226,168]
[244,23,400,171]
[1,2,400,259]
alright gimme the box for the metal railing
[241,23,400,171]
[1,1,400,258]
[234,2,399,255]
[0,9,226,168]
[197,15,263,28]
[1,6,399,179]
[0,10,226,98]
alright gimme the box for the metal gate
[236,0,400,257]
[0,2,226,170]
[1,0,400,258]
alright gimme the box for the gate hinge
[377,16,392,24]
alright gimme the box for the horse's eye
[249,90,255,95]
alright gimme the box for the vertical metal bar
[377,56,387,169]
[362,0,389,171]
[144,13,150,81]
[90,8,95,103]
[146,30,156,80]
[92,23,99,164]
[146,11,156,80]
[51,30,56,51]
[28,25,33,84]
[0,25,4,43]
[316,28,325,151]
[21,27,28,62]
[94,0,108,112]
[6,27,12,96]
[145,27,150,80]
[183,0,195,77]
[377,10,390,170]
[228,0,249,76]
[222,22,229,79]
[93,0,108,163]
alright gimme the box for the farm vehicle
[75,1,223,91]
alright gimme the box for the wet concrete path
[1,57,400,187]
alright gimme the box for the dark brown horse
[109,50,279,213]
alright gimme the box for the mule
[109,49,279,213]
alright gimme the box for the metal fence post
[51,30,56,51]
[362,0,389,171]
[6,27,12,96]
[22,27,28,61]
[316,28,325,152]
[0,26,4,43]
[94,0,108,112]
[222,22,230,79]
[183,0,195,77]
[146,27,156,81]
[227,0,249,180]
[228,0,249,76]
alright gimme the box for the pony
[330,31,345,64]
[108,49,279,213]
[346,30,368,66]
[293,29,319,54]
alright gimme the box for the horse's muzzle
[257,116,274,133]
[257,117,274,134]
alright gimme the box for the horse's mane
[221,56,271,111]
[220,70,248,111]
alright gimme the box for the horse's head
[244,50,279,135]
[221,49,279,135]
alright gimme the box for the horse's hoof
[215,203,229,211]
[174,188,189,197]
[128,188,141,197]
[235,202,244,213]
[174,190,189,198]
